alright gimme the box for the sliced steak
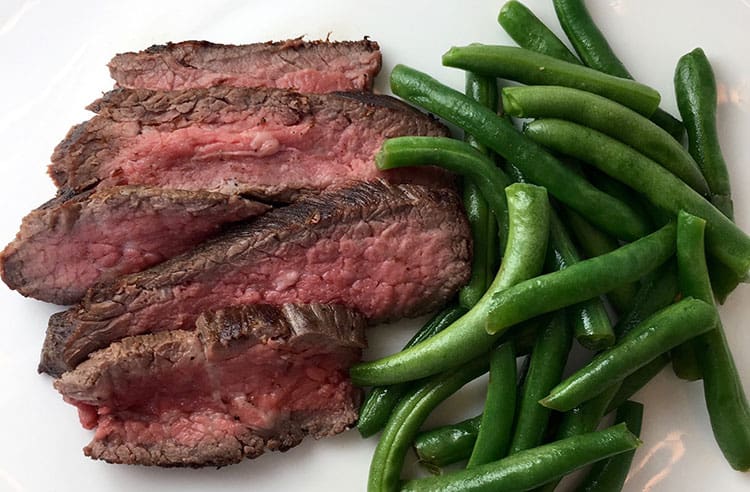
[54,303,366,467]
[108,38,382,93]
[1,186,269,305]
[48,86,451,199]
[40,181,471,376]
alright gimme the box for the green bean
[460,72,501,309]
[563,208,637,315]
[367,356,489,492]
[502,86,707,194]
[390,64,651,241]
[400,423,640,492]
[675,48,733,216]
[524,118,750,280]
[577,401,644,492]
[606,355,670,414]
[497,1,579,64]
[414,415,482,472]
[509,311,573,455]
[551,0,684,140]
[357,304,467,438]
[547,210,614,350]
[675,48,741,301]
[442,45,660,116]
[376,136,511,239]
[352,223,674,387]
[541,297,718,412]
[468,342,517,467]
[676,211,750,471]
[351,182,550,387]
[485,223,675,335]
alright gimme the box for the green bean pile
[351,1,750,490]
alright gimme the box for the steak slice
[108,38,382,93]
[40,181,471,376]
[54,303,366,467]
[48,86,451,198]
[1,186,269,305]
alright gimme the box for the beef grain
[109,38,382,93]
[40,181,471,376]
[49,86,451,198]
[1,186,269,305]
[55,303,366,467]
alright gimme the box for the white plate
[1,1,749,491]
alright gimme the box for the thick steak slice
[48,87,451,199]
[40,181,471,376]
[0,186,269,305]
[54,303,366,467]
[108,38,382,93]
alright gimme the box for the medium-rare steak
[48,86,451,199]
[108,38,382,93]
[1,186,269,305]
[54,303,367,467]
[40,181,471,376]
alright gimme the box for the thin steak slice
[48,86,451,198]
[108,38,382,93]
[1,186,269,305]
[54,303,367,467]
[40,181,471,376]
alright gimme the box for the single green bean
[509,311,573,454]
[606,355,670,414]
[551,0,684,140]
[675,48,741,301]
[577,401,644,492]
[541,297,718,412]
[357,304,467,438]
[524,118,750,280]
[351,183,550,387]
[414,415,482,472]
[563,208,637,314]
[460,72,501,309]
[502,85,707,194]
[485,224,676,336]
[442,45,660,116]
[367,355,489,492]
[497,1,580,64]
[400,423,640,492]
[675,48,733,216]
[547,209,614,350]
[389,64,651,241]
[677,210,750,471]
[468,342,517,467]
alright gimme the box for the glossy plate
[0,1,748,490]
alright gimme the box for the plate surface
[1,1,749,491]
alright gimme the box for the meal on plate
[1,0,748,490]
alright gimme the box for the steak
[54,303,366,467]
[40,181,471,376]
[108,38,382,93]
[1,186,269,305]
[48,86,451,198]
